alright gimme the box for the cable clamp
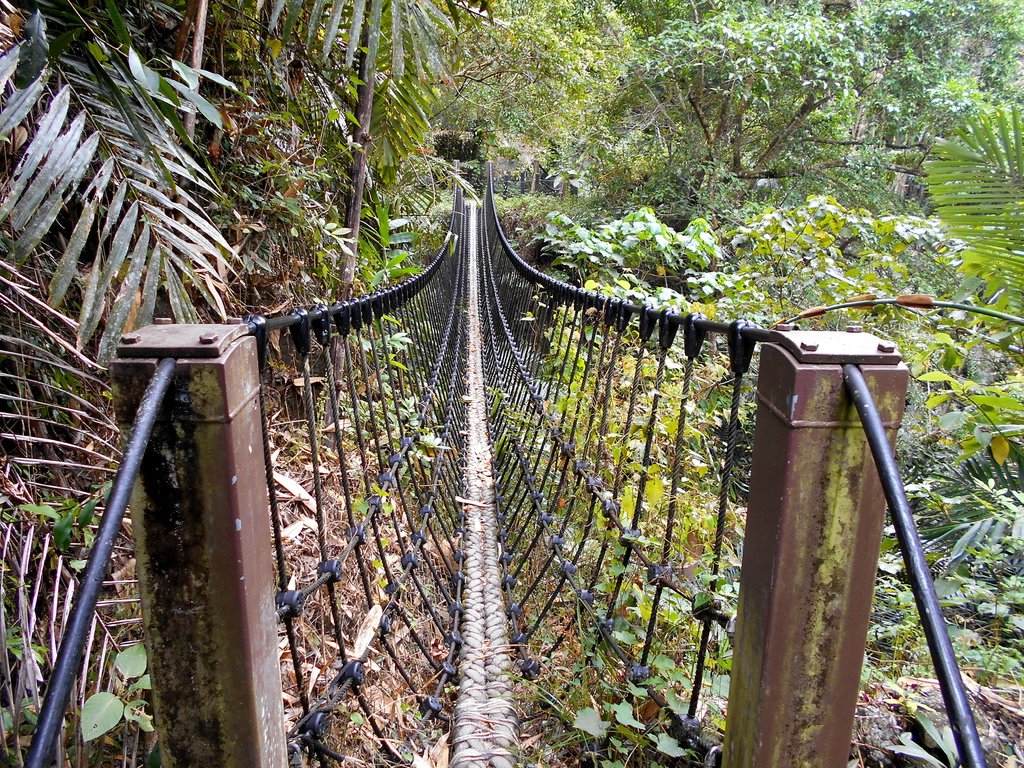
[347,523,367,546]
[276,590,304,619]
[419,696,443,718]
[245,315,269,372]
[317,559,343,584]
[728,319,758,375]
[311,305,331,346]
[289,308,311,357]
[622,527,642,543]
[339,659,366,686]
[400,551,419,570]
[659,310,680,350]
[647,563,671,585]
[627,663,650,684]
[299,711,330,738]
[683,313,709,360]
[520,658,541,680]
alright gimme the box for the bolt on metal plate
[117,324,249,359]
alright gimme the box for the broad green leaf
[98,225,152,363]
[345,0,369,68]
[16,131,100,259]
[937,411,968,431]
[128,49,161,93]
[136,245,163,328]
[572,707,608,738]
[889,733,946,768]
[81,691,124,741]
[651,733,686,757]
[0,86,70,222]
[15,10,48,89]
[115,643,148,679]
[170,60,200,90]
[10,112,86,230]
[917,371,957,383]
[0,76,45,141]
[49,158,114,306]
[166,81,222,128]
[610,701,645,730]
[127,674,151,694]
[645,475,665,506]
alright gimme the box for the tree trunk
[182,0,209,141]
[341,48,376,290]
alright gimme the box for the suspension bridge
[23,167,987,768]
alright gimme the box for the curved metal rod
[26,358,177,768]
[843,363,987,768]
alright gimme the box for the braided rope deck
[450,203,520,768]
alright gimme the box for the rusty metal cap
[116,324,250,358]
[768,329,902,365]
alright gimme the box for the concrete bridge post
[722,328,909,768]
[111,323,287,768]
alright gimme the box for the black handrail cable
[27,358,177,768]
[844,363,987,768]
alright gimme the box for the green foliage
[925,106,1024,313]
[889,711,960,767]
[15,496,98,553]
[541,207,718,283]
[0,15,234,362]
[436,0,628,152]
[81,644,153,742]
[456,0,1024,220]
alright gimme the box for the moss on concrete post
[722,329,908,768]
[111,324,287,768]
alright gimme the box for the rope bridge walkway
[23,168,988,768]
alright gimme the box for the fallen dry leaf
[352,604,383,658]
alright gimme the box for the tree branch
[753,93,832,171]
[798,136,930,150]
[738,160,925,179]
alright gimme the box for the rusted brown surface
[722,330,908,768]
[111,327,286,768]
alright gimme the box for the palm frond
[923,453,1024,573]
[1,43,236,364]
[925,106,1024,312]
[369,73,434,185]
